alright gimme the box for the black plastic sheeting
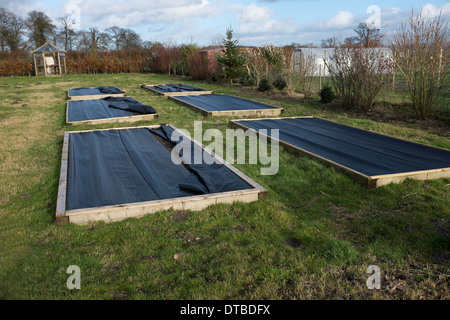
[67,97,157,122]
[143,83,208,93]
[235,117,450,177]
[66,125,252,210]
[69,86,125,97]
[172,94,280,112]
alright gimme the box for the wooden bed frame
[141,84,214,96]
[230,116,450,189]
[168,95,284,117]
[65,100,158,125]
[56,124,267,225]
[67,87,127,100]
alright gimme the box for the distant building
[31,41,67,76]
[198,48,224,72]
[291,47,394,76]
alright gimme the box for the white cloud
[238,18,298,35]
[235,3,274,23]
[325,11,355,29]
[421,3,450,17]
[63,0,219,28]
[0,0,46,18]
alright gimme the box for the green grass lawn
[0,73,448,300]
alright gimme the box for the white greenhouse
[291,47,394,76]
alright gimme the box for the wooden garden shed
[32,41,67,76]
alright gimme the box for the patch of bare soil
[304,99,450,137]
[345,103,450,137]
[170,210,189,222]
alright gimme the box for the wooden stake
[33,54,38,76]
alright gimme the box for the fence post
[319,65,322,89]
[437,46,443,85]
[392,47,396,91]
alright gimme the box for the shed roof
[32,41,66,53]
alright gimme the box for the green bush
[319,85,336,103]
[239,73,255,86]
[273,76,287,91]
[258,78,272,91]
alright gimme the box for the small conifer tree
[216,27,246,84]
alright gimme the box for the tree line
[0,7,387,54]
[0,8,145,52]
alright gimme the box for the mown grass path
[0,73,448,299]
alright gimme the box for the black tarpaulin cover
[235,117,450,177]
[67,97,157,122]
[69,86,125,97]
[103,97,157,114]
[66,126,252,210]
[98,86,124,94]
[173,94,279,112]
[147,83,208,93]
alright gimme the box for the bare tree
[75,30,90,51]
[0,9,25,52]
[105,26,124,50]
[104,27,142,51]
[282,48,317,97]
[321,37,338,48]
[25,11,55,48]
[343,36,358,47]
[393,10,449,120]
[353,23,383,47]
[327,46,394,111]
[97,32,111,51]
[121,28,142,50]
[57,15,76,51]
[142,40,157,50]
[0,8,10,52]
[290,42,317,48]
[87,27,100,53]
[4,12,25,51]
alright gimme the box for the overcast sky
[1,0,449,46]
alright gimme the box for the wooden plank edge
[55,132,70,224]
[167,91,214,96]
[208,108,283,117]
[67,87,127,100]
[64,189,261,225]
[370,167,450,180]
[370,168,450,188]
[68,94,127,101]
[141,85,213,96]
[230,116,314,123]
[66,113,158,126]
[66,189,260,217]
[66,101,69,124]
[168,96,282,117]
[66,124,162,134]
